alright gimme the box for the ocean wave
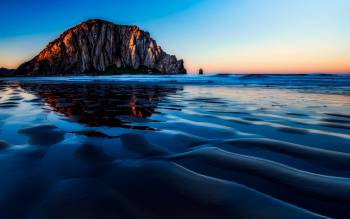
[2,74,350,95]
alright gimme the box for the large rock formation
[16,19,186,75]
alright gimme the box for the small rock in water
[199,68,204,75]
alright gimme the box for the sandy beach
[0,74,349,218]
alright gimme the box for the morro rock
[16,19,186,75]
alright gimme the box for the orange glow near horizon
[2,56,350,74]
[1,34,350,74]
[184,55,350,74]
[183,41,350,74]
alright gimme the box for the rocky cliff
[16,19,186,75]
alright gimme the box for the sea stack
[199,68,204,75]
[16,19,186,76]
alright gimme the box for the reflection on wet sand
[1,80,350,219]
[20,83,181,130]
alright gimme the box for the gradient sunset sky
[0,0,349,73]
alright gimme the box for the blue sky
[1,0,349,73]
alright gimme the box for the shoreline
[0,80,349,218]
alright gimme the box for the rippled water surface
[0,75,350,219]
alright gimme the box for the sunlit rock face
[16,19,186,75]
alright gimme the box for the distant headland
[0,68,15,77]
[14,19,186,76]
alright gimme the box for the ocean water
[0,74,349,218]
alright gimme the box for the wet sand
[0,79,350,218]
